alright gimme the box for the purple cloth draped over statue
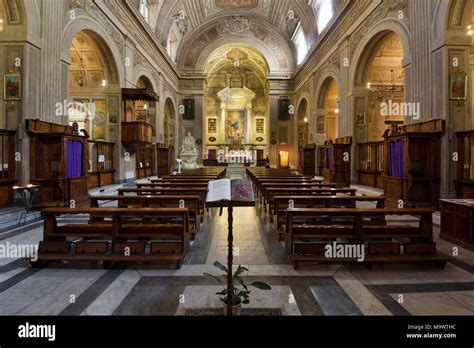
[326,148,332,170]
[67,140,83,178]
[388,140,404,178]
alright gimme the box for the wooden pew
[264,187,357,214]
[284,208,449,269]
[136,182,208,189]
[162,168,226,179]
[117,187,208,214]
[36,208,190,268]
[259,182,337,204]
[253,179,326,201]
[89,195,202,239]
[160,175,218,180]
[246,170,316,197]
[273,195,386,236]
[151,178,211,184]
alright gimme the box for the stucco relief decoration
[216,0,258,10]
[69,0,94,17]
[185,15,288,69]
[267,35,285,58]
[106,25,125,51]
[350,0,406,54]
[382,0,407,18]
[205,0,270,16]
[173,10,189,36]
[286,9,299,37]
[221,16,252,35]
[349,5,384,53]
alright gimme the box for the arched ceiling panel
[146,0,331,74]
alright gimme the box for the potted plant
[204,261,272,316]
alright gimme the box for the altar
[225,150,254,164]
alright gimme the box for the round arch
[316,74,341,109]
[316,76,340,141]
[135,74,158,129]
[61,17,124,86]
[349,19,411,91]
[20,0,41,42]
[163,97,176,148]
[66,28,122,144]
[296,98,309,147]
[349,27,406,144]
[297,97,309,121]
[183,36,286,74]
[433,0,473,47]
[133,67,158,92]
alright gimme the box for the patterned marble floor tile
[0,269,105,315]
[348,263,474,285]
[333,268,392,316]
[310,284,362,315]
[445,291,474,312]
[390,292,474,315]
[82,270,142,316]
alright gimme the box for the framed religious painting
[356,112,366,126]
[183,99,195,120]
[4,73,21,101]
[208,118,217,134]
[317,116,325,134]
[278,99,291,120]
[255,118,264,134]
[450,72,467,101]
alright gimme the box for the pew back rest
[285,208,434,241]
[274,196,385,212]
[43,207,190,240]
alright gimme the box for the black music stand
[206,182,255,317]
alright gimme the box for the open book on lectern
[206,179,255,204]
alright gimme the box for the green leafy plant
[204,261,272,306]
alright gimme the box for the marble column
[408,0,431,124]
[219,102,226,144]
[40,0,64,123]
[245,103,252,144]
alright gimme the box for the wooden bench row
[89,195,202,239]
[273,195,386,236]
[247,168,448,269]
[284,208,449,269]
[160,167,226,180]
[35,208,191,268]
[117,187,208,214]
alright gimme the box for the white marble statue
[179,132,199,169]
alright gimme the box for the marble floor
[0,178,473,316]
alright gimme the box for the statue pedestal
[180,152,199,169]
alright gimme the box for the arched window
[293,23,308,65]
[139,0,149,23]
[313,0,333,33]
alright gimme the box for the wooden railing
[121,122,153,151]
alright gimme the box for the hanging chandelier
[367,69,404,109]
